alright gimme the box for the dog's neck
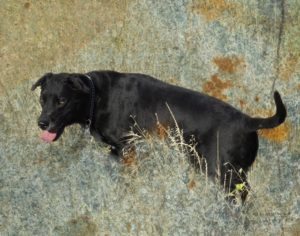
[83,74,96,130]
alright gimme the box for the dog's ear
[67,76,90,94]
[31,73,52,91]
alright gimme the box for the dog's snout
[38,120,49,130]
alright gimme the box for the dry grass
[0,81,299,235]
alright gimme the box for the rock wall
[0,0,299,235]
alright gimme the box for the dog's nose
[38,121,49,130]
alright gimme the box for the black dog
[32,71,286,202]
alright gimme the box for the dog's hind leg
[194,130,254,204]
[221,164,250,204]
[220,131,258,204]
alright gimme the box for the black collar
[83,74,95,130]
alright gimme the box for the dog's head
[32,73,90,142]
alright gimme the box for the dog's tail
[246,91,287,131]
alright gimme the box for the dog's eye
[58,98,67,106]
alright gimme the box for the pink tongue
[41,131,57,143]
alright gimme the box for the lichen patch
[202,74,232,100]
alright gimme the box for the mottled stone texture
[0,0,299,235]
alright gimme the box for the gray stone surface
[1,0,299,235]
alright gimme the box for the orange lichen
[1,0,130,92]
[67,215,98,235]
[167,77,179,85]
[126,223,132,233]
[202,74,232,100]
[70,215,91,225]
[122,147,137,167]
[259,121,290,143]
[33,158,47,165]
[147,121,169,140]
[24,2,30,9]
[189,0,236,21]
[156,122,168,140]
[187,179,196,190]
[239,99,246,109]
[279,53,299,80]
[254,109,290,143]
[213,56,245,74]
